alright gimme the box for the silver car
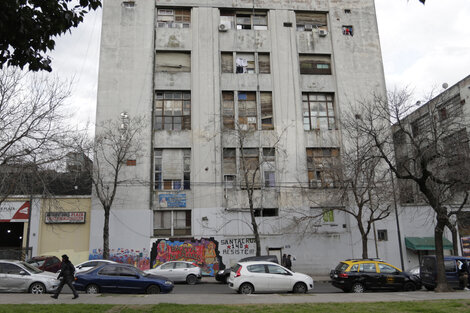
[145,261,202,285]
[0,260,59,294]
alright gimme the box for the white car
[74,259,118,274]
[0,260,59,294]
[228,261,314,294]
[145,261,202,285]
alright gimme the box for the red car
[26,256,61,273]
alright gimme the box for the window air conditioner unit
[319,29,328,37]
[218,22,230,32]
[304,24,313,31]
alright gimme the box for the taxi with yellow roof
[330,258,421,293]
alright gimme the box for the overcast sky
[48,0,470,130]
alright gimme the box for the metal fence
[0,247,32,260]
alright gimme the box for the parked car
[0,259,59,294]
[145,261,202,285]
[228,261,313,294]
[75,259,118,275]
[73,263,173,294]
[408,265,420,278]
[420,255,470,290]
[216,255,279,284]
[26,256,61,273]
[330,258,421,293]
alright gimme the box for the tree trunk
[434,217,452,292]
[362,235,369,259]
[445,220,459,255]
[249,198,261,256]
[103,206,110,259]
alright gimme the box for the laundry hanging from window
[236,57,248,73]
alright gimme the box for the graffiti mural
[89,248,150,270]
[150,238,224,276]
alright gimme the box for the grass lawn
[1,301,470,313]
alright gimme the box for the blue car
[73,263,174,294]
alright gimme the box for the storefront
[0,200,30,259]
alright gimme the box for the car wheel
[186,274,197,285]
[146,285,161,294]
[424,285,435,291]
[403,282,416,292]
[86,284,99,294]
[293,282,308,294]
[29,282,46,294]
[239,283,254,295]
[352,282,365,293]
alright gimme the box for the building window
[155,91,191,131]
[222,52,270,74]
[155,51,191,72]
[342,25,353,36]
[299,54,331,75]
[223,148,237,189]
[254,208,278,217]
[222,91,273,131]
[157,8,190,28]
[154,149,191,190]
[220,10,268,30]
[263,148,276,187]
[240,148,260,189]
[154,210,191,236]
[307,148,340,188]
[238,92,257,130]
[222,92,235,130]
[303,93,335,130]
[296,12,327,31]
[323,209,334,223]
[377,229,388,241]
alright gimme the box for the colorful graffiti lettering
[89,248,150,270]
[150,238,224,276]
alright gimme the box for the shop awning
[405,237,453,251]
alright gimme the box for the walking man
[457,259,469,291]
[286,254,292,270]
[51,254,79,299]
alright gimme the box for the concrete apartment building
[92,0,419,275]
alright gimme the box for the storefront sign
[45,212,86,224]
[159,194,186,208]
[0,201,29,222]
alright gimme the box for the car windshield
[20,261,43,274]
[27,259,45,267]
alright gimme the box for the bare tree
[335,113,394,259]
[79,114,145,259]
[352,88,470,292]
[0,66,71,205]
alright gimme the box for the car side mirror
[19,271,28,276]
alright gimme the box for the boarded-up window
[235,11,267,30]
[307,148,340,188]
[258,53,270,74]
[296,12,327,31]
[155,148,190,190]
[156,52,191,72]
[238,92,257,130]
[263,148,276,187]
[299,54,331,75]
[157,8,191,28]
[223,148,237,175]
[155,91,191,131]
[222,91,235,130]
[221,52,234,73]
[303,93,335,130]
[260,92,273,130]
[241,148,260,189]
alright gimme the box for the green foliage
[0,0,101,72]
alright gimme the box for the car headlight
[164,280,173,285]
[218,270,224,275]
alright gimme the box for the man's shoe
[464,287,470,291]
[50,295,58,299]
[72,295,79,299]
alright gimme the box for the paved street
[1,279,470,305]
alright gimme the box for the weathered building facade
[92,0,427,275]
